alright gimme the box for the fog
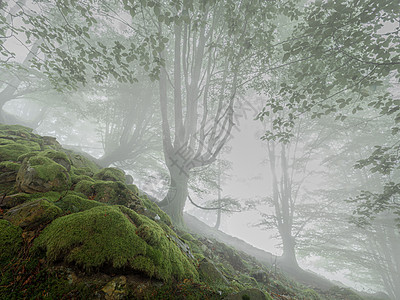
[1,0,399,299]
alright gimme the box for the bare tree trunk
[159,164,190,228]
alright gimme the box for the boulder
[4,198,62,230]
[251,270,269,284]
[94,168,126,182]
[224,288,270,300]
[16,155,70,193]
[198,258,229,286]
[0,161,20,183]
[101,276,127,300]
[33,205,199,282]
[74,180,143,211]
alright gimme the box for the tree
[258,0,400,223]
[151,0,290,226]
[295,114,400,299]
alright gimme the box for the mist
[1,0,399,299]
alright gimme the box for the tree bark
[159,164,190,228]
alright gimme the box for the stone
[198,258,229,286]
[101,276,127,300]
[0,161,20,183]
[251,270,269,284]
[224,288,269,300]
[4,198,62,230]
[16,155,70,193]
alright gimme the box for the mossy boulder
[0,124,42,161]
[94,167,126,182]
[0,161,20,183]
[54,194,105,213]
[74,180,143,211]
[4,198,62,230]
[198,258,229,286]
[34,205,199,282]
[0,219,23,266]
[16,155,70,193]
[224,288,272,300]
[63,149,100,175]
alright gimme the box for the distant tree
[257,0,400,224]
[296,114,400,299]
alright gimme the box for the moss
[0,220,23,266]
[75,179,142,208]
[71,174,94,185]
[127,183,140,195]
[0,161,20,172]
[0,254,96,299]
[93,167,126,182]
[300,288,321,300]
[63,149,100,174]
[141,194,172,226]
[34,205,198,282]
[0,141,40,161]
[4,198,63,229]
[55,194,105,213]
[74,179,95,195]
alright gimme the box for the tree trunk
[280,229,299,269]
[159,165,190,227]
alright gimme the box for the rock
[125,174,133,185]
[224,288,269,300]
[42,136,62,150]
[101,276,127,300]
[74,180,143,211]
[0,193,28,208]
[198,258,229,286]
[33,205,199,282]
[4,198,62,229]
[94,168,126,182]
[0,161,20,183]
[251,270,269,284]
[16,155,70,193]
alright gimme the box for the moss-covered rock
[224,288,272,300]
[198,258,229,286]
[16,155,70,193]
[0,124,42,162]
[54,194,105,213]
[34,205,199,282]
[0,161,20,183]
[94,167,126,182]
[300,288,321,300]
[63,149,100,175]
[0,219,22,266]
[4,198,62,229]
[74,180,143,211]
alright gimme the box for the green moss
[55,194,105,213]
[141,195,172,226]
[93,167,126,182]
[34,205,198,282]
[0,161,20,172]
[300,288,321,300]
[63,149,100,174]
[0,141,40,161]
[74,179,95,195]
[127,184,140,195]
[28,156,70,185]
[71,174,94,185]
[4,198,63,229]
[75,179,142,208]
[0,220,22,266]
